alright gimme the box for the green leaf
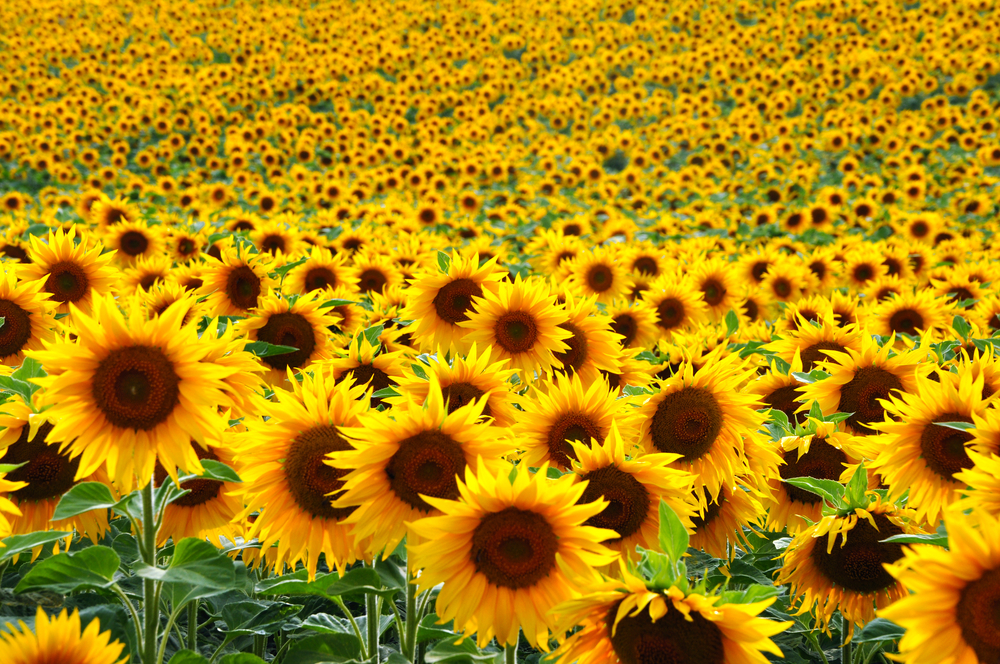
[220,655,268,664]
[244,341,299,357]
[935,421,976,432]
[320,298,355,308]
[283,633,362,664]
[881,532,949,548]
[0,461,26,473]
[199,459,241,483]
[256,569,340,599]
[15,546,120,593]
[424,637,497,663]
[782,477,845,507]
[221,600,302,637]
[296,613,354,635]
[0,376,36,403]
[52,481,131,521]
[325,566,398,600]
[274,257,308,277]
[807,400,824,421]
[169,650,211,664]
[362,324,384,348]
[724,310,739,337]
[846,462,867,506]
[134,538,236,604]
[657,500,689,570]
[371,387,400,399]
[437,250,452,273]
[854,617,905,643]
[953,315,972,340]
[13,358,46,382]
[416,615,457,643]
[0,531,73,563]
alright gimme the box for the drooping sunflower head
[458,274,572,379]
[402,252,506,353]
[551,566,790,664]
[638,354,765,500]
[408,458,619,649]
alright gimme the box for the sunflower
[192,317,267,419]
[198,242,276,316]
[864,288,948,339]
[389,342,518,427]
[569,245,631,304]
[250,220,301,257]
[138,281,205,327]
[687,258,737,320]
[599,348,655,396]
[641,275,710,337]
[119,254,172,296]
[802,248,840,292]
[90,194,139,229]
[237,291,338,383]
[637,354,764,500]
[551,565,789,664]
[20,227,118,315]
[282,245,357,296]
[517,371,637,471]
[236,368,370,579]
[0,607,127,664]
[690,479,765,559]
[458,274,572,379]
[324,287,367,337]
[0,268,57,366]
[747,353,809,426]
[323,333,407,408]
[352,252,403,295]
[879,508,1000,664]
[27,294,244,492]
[407,458,618,649]
[102,219,165,266]
[0,397,110,548]
[768,318,862,373]
[842,248,889,290]
[762,422,861,533]
[331,376,510,557]
[776,497,920,633]
[866,369,993,525]
[569,420,695,560]
[167,227,204,263]
[605,299,658,350]
[402,252,505,353]
[798,332,924,436]
[550,291,623,385]
[155,431,242,547]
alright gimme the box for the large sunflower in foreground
[27,295,240,492]
[331,376,510,557]
[389,342,518,427]
[402,252,505,353]
[516,370,637,471]
[21,227,118,315]
[776,497,920,633]
[408,459,618,649]
[879,509,1000,664]
[551,565,789,664]
[570,420,695,560]
[236,291,338,383]
[637,355,764,500]
[0,268,57,366]
[236,369,370,579]
[798,331,925,436]
[459,274,572,379]
[0,607,127,664]
[0,397,110,548]
[866,370,993,525]
[198,242,276,316]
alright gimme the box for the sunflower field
[0,0,998,663]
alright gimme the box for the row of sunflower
[0,207,996,664]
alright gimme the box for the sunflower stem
[187,600,198,652]
[332,596,367,660]
[142,478,160,664]
[403,561,418,662]
[504,641,517,664]
[366,592,381,663]
[111,583,145,658]
[842,625,853,664]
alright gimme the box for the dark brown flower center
[304,267,337,291]
[358,268,388,293]
[810,513,903,593]
[471,507,558,589]
[494,311,538,354]
[385,430,466,512]
[762,384,806,426]
[838,365,904,435]
[6,422,80,501]
[92,346,181,431]
[612,313,638,347]
[800,341,845,372]
[655,298,685,330]
[339,363,395,407]
[441,382,491,418]
[1,244,29,263]
[284,425,355,520]
[700,279,726,306]
[607,600,725,664]
[120,231,149,257]
[0,299,33,359]
[554,322,588,373]
[587,265,614,292]
[634,257,659,276]
[956,566,1000,663]
[780,437,849,504]
[255,312,317,370]
[432,278,483,325]
[260,234,286,254]
[888,309,924,336]
[225,265,262,311]
[921,414,975,481]
[580,466,650,542]
[154,445,222,507]
[44,260,89,303]
[546,411,602,468]
[649,387,723,462]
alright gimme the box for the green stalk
[403,561,418,661]
[142,479,160,664]
[332,596,367,660]
[842,626,853,664]
[187,600,199,652]
[366,593,381,663]
[505,641,516,664]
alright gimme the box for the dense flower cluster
[0,0,998,663]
